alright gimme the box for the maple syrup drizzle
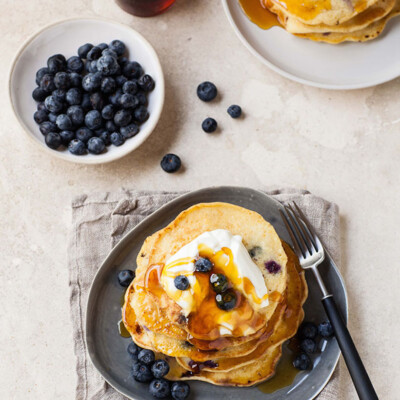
[239,0,282,30]
[118,319,131,338]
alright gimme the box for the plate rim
[85,186,348,400]
[8,16,165,165]
[221,0,400,90]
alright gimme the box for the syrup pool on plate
[238,0,282,29]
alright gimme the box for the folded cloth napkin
[69,188,341,400]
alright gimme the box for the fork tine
[292,201,320,250]
[284,205,311,256]
[279,210,304,258]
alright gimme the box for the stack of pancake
[122,203,308,386]
[262,0,400,43]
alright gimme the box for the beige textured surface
[0,0,399,399]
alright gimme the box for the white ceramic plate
[222,0,400,89]
[9,18,164,164]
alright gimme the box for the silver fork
[280,202,378,400]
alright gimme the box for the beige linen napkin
[69,188,341,400]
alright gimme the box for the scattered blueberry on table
[202,117,217,133]
[197,81,217,102]
[227,104,242,118]
[160,154,181,173]
[31,40,155,155]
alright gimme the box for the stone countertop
[0,0,399,398]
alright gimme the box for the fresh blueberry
[59,130,75,145]
[210,273,229,293]
[110,131,125,146]
[149,378,170,399]
[69,72,82,88]
[86,60,98,73]
[47,54,66,74]
[36,67,50,85]
[67,56,84,73]
[39,121,57,135]
[300,338,317,354]
[78,43,93,59]
[56,114,72,131]
[82,72,102,92]
[120,123,139,139]
[293,353,312,370]
[48,113,57,123]
[118,56,129,67]
[123,61,143,79]
[136,92,148,106]
[127,342,140,357]
[160,154,181,173]
[87,46,102,61]
[174,275,190,290]
[98,42,108,51]
[90,92,105,111]
[138,349,155,365]
[119,93,139,109]
[265,261,281,274]
[134,106,149,123]
[202,117,217,133]
[85,110,102,130]
[109,39,126,56]
[40,74,56,92]
[116,75,128,87]
[299,322,318,339]
[97,130,111,146]
[97,55,119,76]
[67,105,84,126]
[34,110,48,124]
[318,321,334,338]
[227,104,242,118]
[138,74,155,92]
[122,80,138,95]
[171,382,190,400]
[194,257,213,272]
[44,95,63,113]
[105,120,117,133]
[100,77,116,94]
[197,81,217,102]
[114,109,132,127]
[54,72,71,90]
[215,290,237,311]
[52,89,66,102]
[109,89,123,106]
[45,132,62,149]
[102,48,118,59]
[68,139,87,155]
[32,87,48,102]
[81,93,92,112]
[132,362,153,383]
[87,137,105,154]
[37,102,47,111]
[66,88,82,105]
[151,360,170,378]
[76,127,93,143]
[101,104,114,120]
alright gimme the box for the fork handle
[322,295,379,400]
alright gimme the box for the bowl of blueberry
[9,18,164,164]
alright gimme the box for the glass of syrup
[115,0,176,17]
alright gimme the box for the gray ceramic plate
[86,186,348,400]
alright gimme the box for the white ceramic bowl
[9,18,165,164]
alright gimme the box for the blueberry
[100,77,116,94]
[68,139,87,155]
[210,273,229,293]
[32,87,48,102]
[39,121,57,135]
[90,92,105,111]
[76,127,93,143]
[151,360,170,378]
[138,349,155,365]
[109,39,126,56]
[110,131,125,146]
[66,56,84,73]
[138,74,155,92]
[174,275,190,290]
[59,130,75,145]
[160,154,181,173]
[227,105,242,118]
[87,46,102,61]
[81,93,92,112]
[197,81,217,102]
[194,257,213,272]
[123,61,143,79]
[52,89,66,102]
[265,261,281,274]
[136,92,148,106]
[120,123,139,139]
[97,55,119,76]
[293,353,312,370]
[40,74,56,92]
[37,102,47,111]
[102,48,118,59]
[47,54,66,74]
[45,132,62,149]
[78,43,93,59]
[134,106,149,123]
[216,290,237,311]
[65,106,83,127]
[82,72,102,92]
[105,120,117,133]
[98,42,108,51]
[87,137,105,154]
[97,130,111,146]
[318,321,334,338]
[85,110,102,130]
[132,362,153,383]
[202,117,217,133]
[56,114,72,131]
[122,80,138,95]
[66,88,82,105]
[69,72,82,88]
[114,109,132,127]
[101,104,114,120]
[119,93,139,109]
[149,378,170,399]
[171,382,190,400]
[118,56,129,66]
[86,60,98,73]
[116,75,128,87]
[300,338,317,354]
[109,89,123,106]
[127,342,140,357]
[48,113,57,123]
[299,322,318,339]
[54,72,71,90]
[36,67,50,85]
[34,110,48,124]
[44,95,63,113]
